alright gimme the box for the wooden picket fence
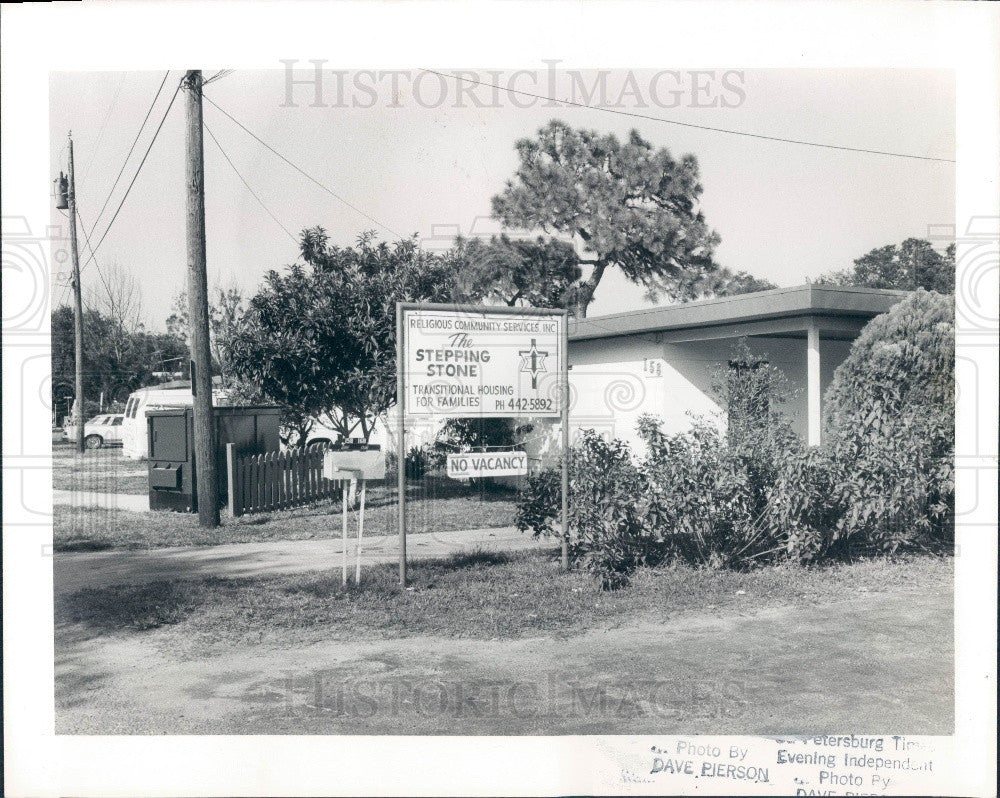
[226,444,342,517]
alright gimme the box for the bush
[385,445,433,481]
[768,446,842,561]
[639,342,808,568]
[518,342,810,585]
[517,430,657,589]
[516,306,956,588]
[823,290,954,551]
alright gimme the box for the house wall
[524,332,854,467]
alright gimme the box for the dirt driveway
[55,586,952,736]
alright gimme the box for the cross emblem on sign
[518,338,548,389]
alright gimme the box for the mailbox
[323,443,385,481]
[147,406,281,511]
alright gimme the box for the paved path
[53,489,149,512]
[54,526,553,597]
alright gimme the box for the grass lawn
[55,550,954,734]
[52,444,148,494]
[54,486,518,552]
[53,443,520,551]
[57,548,952,643]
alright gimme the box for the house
[539,284,907,458]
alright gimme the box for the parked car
[63,414,125,449]
[298,414,392,451]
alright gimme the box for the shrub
[385,445,433,481]
[517,304,956,587]
[768,446,842,561]
[638,342,808,568]
[823,289,954,551]
[639,415,804,569]
[516,430,657,588]
[515,467,561,539]
[518,341,809,584]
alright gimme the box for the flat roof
[569,284,908,341]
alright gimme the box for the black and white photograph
[2,2,997,796]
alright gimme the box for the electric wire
[79,73,127,188]
[201,92,404,238]
[85,71,171,244]
[74,202,116,308]
[203,118,300,244]
[203,70,235,86]
[81,77,182,271]
[419,68,955,164]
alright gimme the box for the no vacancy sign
[401,306,565,418]
[446,450,528,479]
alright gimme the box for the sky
[48,67,955,331]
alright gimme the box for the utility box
[147,406,281,512]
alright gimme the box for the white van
[121,384,231,459]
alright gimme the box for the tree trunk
[574,260,608,318]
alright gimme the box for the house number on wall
[643,358,663,377]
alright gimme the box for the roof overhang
[568,285,908,344]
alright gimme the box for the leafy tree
[491,120,720,316]
[690,267,777,299]
[446,234,581,308]
[818,238,955,293]
[227,230,474,444]
[165,283,246,379]
[51,304,189,419]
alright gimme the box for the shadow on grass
[55,538,114,553]
[444,547,512,569]
[57,549,555,637]
[61,579,211,631]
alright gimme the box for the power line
[86,71,171,243]
[81,77,182,271]
[74,202,116,308]
[203,118,300,244]
[55,280,72,308]
[203,69,235,86]
[420,68,956,164]
[201,91,404,238]
[80,73,127,188]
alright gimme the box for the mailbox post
[323,445,385,585]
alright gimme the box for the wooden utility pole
[183,70,219,527]
[66,133,86,452]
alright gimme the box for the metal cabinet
[147,406,281,511]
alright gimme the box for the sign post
[396,303,569,586]
[396,303,407,587]
[561,309,570,570]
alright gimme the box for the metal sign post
[396,302,569,586]
[397,303,407,587]
[561,311,570,570]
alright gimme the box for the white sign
[403,308,564,417]
[446,451,528,479]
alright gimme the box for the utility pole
[61,133,86,453]
[183,70,219,527]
